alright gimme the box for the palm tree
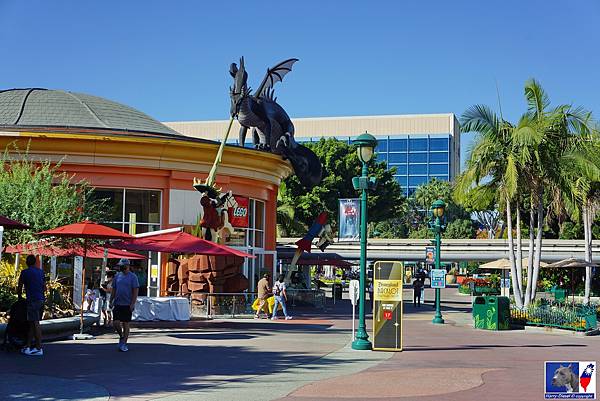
[455,105,526,308]
[456,79,596,307]
[514,80,595,303]
[556,136,600,304]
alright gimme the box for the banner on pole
[338,198,360,242]
[425,247,435,264]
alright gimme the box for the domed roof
[0,88,180,137]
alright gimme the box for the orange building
[0,88,291,295]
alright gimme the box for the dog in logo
[552,364,579,393]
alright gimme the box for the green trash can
[554,288,567,302]
[473,296,510,330]
[332,283,343,300]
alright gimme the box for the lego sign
[228,196,249,227]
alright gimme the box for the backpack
[273,282,282,296]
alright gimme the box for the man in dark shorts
[110,259,139,352]
[17,255,45,356]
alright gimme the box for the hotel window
[429,152,449,163]
[408,176,428,187]
[388,138,407,152]
[388,152,407,163]
[408,153,427,163]
[391,164,407,175]
[376,139,388,153]
[409,164,428,175]
[429,164,449,175]
[430,137,449,151]
[409,138,428,151]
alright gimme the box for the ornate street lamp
[351,132,377,350]
[429,199,446,324]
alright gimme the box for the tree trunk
[583,201,592,305]
[506,198,523,308]
[515,205,524,297]
[524,196,535,306]
[531,190,544,301]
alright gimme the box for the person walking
[100,270,116,327]
[413,278,423,307]
[271,274,292,320]
[110,259,139,352]
[17,255,45,356]
[255,273,271,319]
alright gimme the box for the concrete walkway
[1,287,598,401]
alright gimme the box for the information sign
[431,269,446,289]
[373,261,403,351]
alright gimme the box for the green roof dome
[0,88,180,137]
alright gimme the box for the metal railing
[287,288,326,309]
[162,288,326,317]
[510,301,598,332]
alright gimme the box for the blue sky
[1,1,599,161]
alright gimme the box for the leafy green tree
[0,146,108,245]
[444,219,476,239]
[279,138,405,233]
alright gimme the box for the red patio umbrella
[116,231,255,258]
[0,215,30,260]
[5,240,146,259]
[37,221,133,337]
[0,215,30,229]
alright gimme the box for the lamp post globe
[351,131,377,351]
[354,132,378,164]
[431,199,446,218]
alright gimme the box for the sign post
[73,256,84,310]
[349,279,359,340]
[430,269,446,289]
[372,261,403,351]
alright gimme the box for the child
[85,280,97,312]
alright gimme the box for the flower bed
[459,278,500,295]
[510,301,598,332]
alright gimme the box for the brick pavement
[0,287,597,400]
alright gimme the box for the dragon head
[229,57,249,117]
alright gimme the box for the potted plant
[446,267,458,284]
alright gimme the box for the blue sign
[430,269,446,289]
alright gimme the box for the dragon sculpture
[229,57,322,189]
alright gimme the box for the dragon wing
[255,58,299,99]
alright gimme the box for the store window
[92,188,161,233]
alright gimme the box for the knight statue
[229,57,323,189]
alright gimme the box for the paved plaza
[1,288,598,400]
